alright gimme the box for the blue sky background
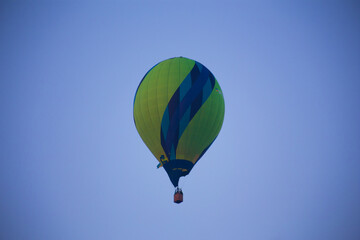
[1,1,360,239]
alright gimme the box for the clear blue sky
[1,1,360,239]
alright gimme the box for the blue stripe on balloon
[160,62,215,160]
[202,79,213,104]
[191,64,200,85]
[170,145,176,160]
[180,74,192,101]
[190,89,203,120]
[196,62,203,72]
[165,65,208,150]
[209,73,215,88]
[167,88,179,120]
[179,106,191,139]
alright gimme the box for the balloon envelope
[133,57,225,187]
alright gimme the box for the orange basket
[174,192,183,204]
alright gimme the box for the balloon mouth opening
[162,159,194,187]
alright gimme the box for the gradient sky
[1,1,360,240]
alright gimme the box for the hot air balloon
[133,57,225,203]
